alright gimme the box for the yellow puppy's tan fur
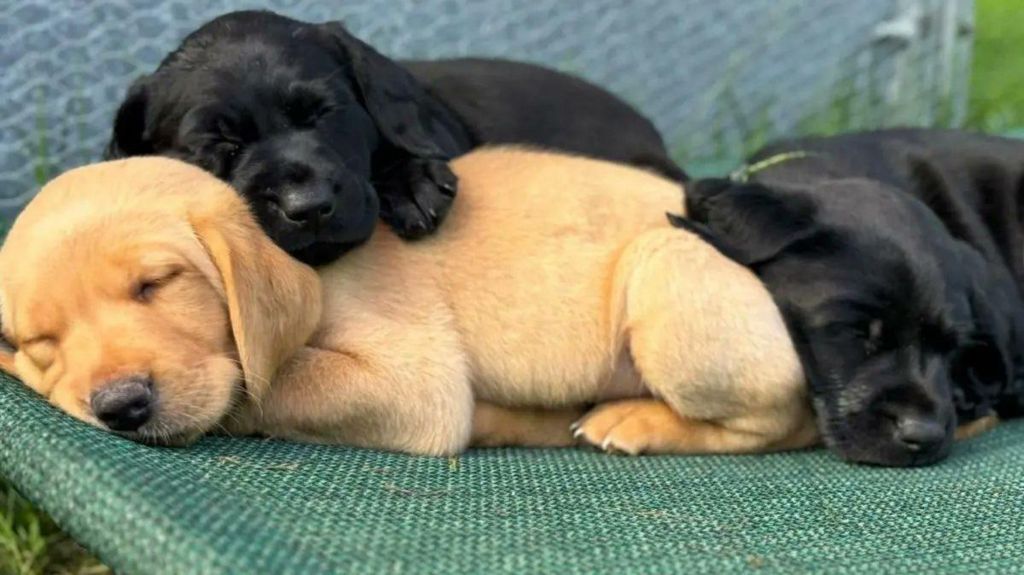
[1,148,818,455]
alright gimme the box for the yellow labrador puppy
[0,148,818,455]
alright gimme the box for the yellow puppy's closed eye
[132,268,183,303]
[21,334,56,347]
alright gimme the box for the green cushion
[1,374,1023,573]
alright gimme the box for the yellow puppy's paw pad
[571,400,668,456]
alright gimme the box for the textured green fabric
[1,375,1023,574]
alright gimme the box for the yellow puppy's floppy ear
[189,201,322,404]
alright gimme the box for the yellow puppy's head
[0,158,321,444]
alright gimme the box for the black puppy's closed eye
[194,118,248,176]
[215,118,239,141]
[288,100,333,129]
[177,110,250,176]
[214,118,245,152]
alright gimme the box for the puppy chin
[128,428,205,447]
[111,402,227,447]
[817,410,954,467]
[291,192,381,266]
[833,437,953,467]
[123,359,242,447]
[290,240,364,266]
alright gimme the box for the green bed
[1,373,1022,574]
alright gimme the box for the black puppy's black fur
[105,10,684,265]
[684,128,1024,467]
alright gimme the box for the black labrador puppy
[682,128,1024,466]
[105,10,685,265]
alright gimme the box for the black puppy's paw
[378,159,458,240]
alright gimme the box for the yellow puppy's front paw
[571,399,675,455]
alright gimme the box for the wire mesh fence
[0,0,974,219]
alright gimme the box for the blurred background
[1,0,1023,573]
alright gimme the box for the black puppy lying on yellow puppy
[0,148,818,457]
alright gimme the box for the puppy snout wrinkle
[90,376,155,432]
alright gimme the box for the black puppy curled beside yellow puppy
[686,129,1023,466]
[0,148,821,457]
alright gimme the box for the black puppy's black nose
[893,416,946,452]
[279,188,335,226]
[91,376,154,432]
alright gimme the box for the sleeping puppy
[684,129,1024,467]
[105,10,685,266]
[0,149,815,457]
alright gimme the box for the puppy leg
[595,228,816,455]
[471,402,586,448]
[228,345,474,456]
[377,159,458,239]
[573,398,818,455]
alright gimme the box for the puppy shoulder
[317,227,446,329]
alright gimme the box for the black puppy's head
[686,177,969,466]
[105,11,461,265]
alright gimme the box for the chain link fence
[0,0,973,220]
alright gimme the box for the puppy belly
[471,351,649,408]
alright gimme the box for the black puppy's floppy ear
[105,76,154,159]
[318,21,464,159]
[685,178,818,266]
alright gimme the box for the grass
[966,0,1024,132]
[3,2,1024,573]
[0,483,108,575]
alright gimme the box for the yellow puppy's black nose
[91,376,154,432]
